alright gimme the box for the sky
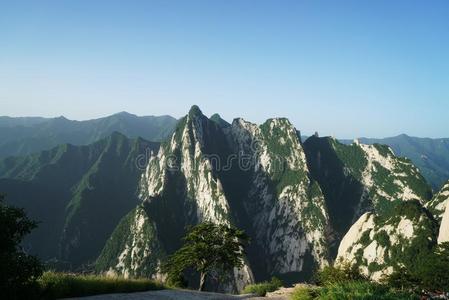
[0,0,448,138]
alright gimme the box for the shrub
[415,243,449,292]
[290,285,320,300]
[290,281,418,300]
[242,277,283,296]
[38,272,164,300]
[313,262,366,285]
[384,266,420,292]
[320,281,417,300]
[385,242,449,293]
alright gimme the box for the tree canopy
[163,222,248,291]
[0,194,42,299]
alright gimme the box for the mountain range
[0,106,448,292]
[1,112,447,191]
[0,112,176,159]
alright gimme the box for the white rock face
[336,206,435,281]
[104,206,163,280]
[337,213,375,262]
[230,118,329,273]
[426,181,449,222]
[438,202,449,244]
[357,143,425,205]
[337,212,393,280]
[124,112,329,288]
[113,208,151,278]
[144,112,254,290]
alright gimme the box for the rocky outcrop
[304,137,433,257]
[437,183,449,244]
[426,181,449,223]
[96,206,165,279]
[336,201,438,280]
[305,136,437,280]
[439,205,449,244]
[228,118,329,281]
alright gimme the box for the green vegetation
[373,143,393,157]
[0,194,164,300]
[347,201,438,275]
[291,249,449,300]
[385,242,449,293]
[331,139,368,180]
[291,281,417,300]
[38,272,164,300]
[0,194,43,300]
[163,222,248,291]
[0,132,159,268]
[291,264,417,300]
[313,262,366,285]
[95,206,165,278]
[426,181,449,221]
[242,277,283,296]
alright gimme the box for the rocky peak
[188,104,203,118]
[229,117,306,178]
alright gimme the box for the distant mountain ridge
[355,135,449,191]
[0,116,49,127]
[0,112,177,158]
[302,134,449,191]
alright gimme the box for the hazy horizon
[1,1,448,138]
[2,107,448,140]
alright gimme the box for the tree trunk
[199,271,206,291]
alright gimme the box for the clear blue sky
[1,0,448,138]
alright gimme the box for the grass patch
[38,271,164,300]
[291,281,418,300]
[242,277,282,296]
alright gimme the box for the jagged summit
[188,104,203,117]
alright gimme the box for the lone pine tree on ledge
[163,222,248,291]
